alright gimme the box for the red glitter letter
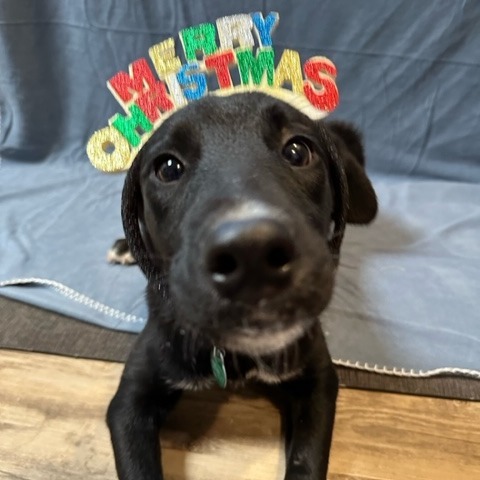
[108,58,174,121]
[303,57,339,112]
[205,50,235,89]
[136,83,174,122]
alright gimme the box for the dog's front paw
[285,464,328,480]
[107,238,136,265]
[285,473,325,480]
[284,474,316,480]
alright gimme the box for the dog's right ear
[121,155,164,283]
[326,121,378,224]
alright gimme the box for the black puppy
[107,92,377,480]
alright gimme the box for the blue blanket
[1,0,479,378]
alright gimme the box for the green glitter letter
[236,47,274,86]
[111,105,153,148]
[180,23,218,61]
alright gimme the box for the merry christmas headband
[87,12,340,173]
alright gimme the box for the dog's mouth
[218,315,318,355]
[201,279,332,355]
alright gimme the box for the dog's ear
[121,155,164,284]
[326,121,378,224]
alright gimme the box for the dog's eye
[282,138,312,167]
[155,157,185,183]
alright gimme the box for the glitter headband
[86,12,340,173]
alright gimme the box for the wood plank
[0,350,478,480]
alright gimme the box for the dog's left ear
[121,153,165,283]
[326,121,378,224]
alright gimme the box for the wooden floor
[0,350,479,480]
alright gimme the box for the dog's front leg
[282,361,338,480]
[106,330,182,480]
[107,379,181,480]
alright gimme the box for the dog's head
[122,92,376,355]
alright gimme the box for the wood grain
[0,350,479,480]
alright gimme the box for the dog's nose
[205,216,296,301]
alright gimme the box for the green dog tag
[210,347,227,389]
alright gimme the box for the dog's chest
[167,354,303,391]
[244,364,304,384]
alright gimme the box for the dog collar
[210,346,228,388]
[86,12,340,173]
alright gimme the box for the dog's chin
[218,317,317,356]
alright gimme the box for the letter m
[108,58,158,105]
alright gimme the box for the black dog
[107,92,377,480]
